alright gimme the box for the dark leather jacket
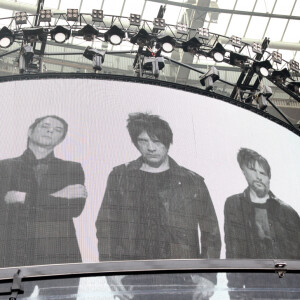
[96,156,221,263]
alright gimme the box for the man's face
[242,161,270,197]
[137,131,169,168]
[28,117,65,149]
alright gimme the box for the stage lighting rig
[197,27,209,39]
[67,9,79,22]
[209,42,226,62]
[23,28,45,43]
[289,60,299,72]
[257,85,272,110]
[182,37,201,54]
[92,10,103,22]
[0,27,14,48]
[229,52,249,68]
[231,36,242,48]
[153,18,165,30]
[176,23,188,35]
[130,29,152,47]
[272,51,282,64]
[83,46,105,71]
[76,24,99,41]
[287,81,300,94]
[15,12,27,25]
[252,42,262,54]
[50,26,71,43]
[40,10,52,22]
[104,26,125,45]
[130,14,141,26]
[142,55,165,78]
[200,66,219,91]
[270,68,291,84]
[156,36,176,53]
[252,60,272,77]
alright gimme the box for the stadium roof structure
[0,0,299,127]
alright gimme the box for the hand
[4,191,26,204]
[191,276,215,300]
[51,184,88,199]
[106,275,134,300]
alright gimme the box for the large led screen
[0,77,299,298]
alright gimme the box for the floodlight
[77,24,99,41]
[229,52,248,68]
[66,9,78,21]
[197,27,209,39]
[130,29,152,47]
[130,14,141,26]
[270,68,291,83]
[252,42,262,54]
[142,56,165,78]
[157,36,176,53]
[200,66,219,91]
[286,81,300,94]
[19,44,34,73]
[50,26,71,43]
[153,18,165,30]
[252,60,272,77]
[104,25,125,45]
[231,35,242,47]
[83,46,105,71]
[176,23,188,35]
[182,37,201,54]
[272,51,282,64]
[209,42,226,62]
[15,12,27,25]
[257,85,272,110]
[40,9,51,22]
[23,28,44,43]
[289,60,299,72]
[92,9,103,22]
[0,27,15,48]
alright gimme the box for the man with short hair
[0,115,87,267]
[224,148,300,299]
[96,113,221,299]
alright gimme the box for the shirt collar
[21,148,55,164]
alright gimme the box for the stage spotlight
[130,29,152,47]
[157,36,176,53]
[270,68,291,84]
[0,27,15,48]
[77,24,99,41]
[66,9,78,21]
[143,56,165,78]
[209,42,226,62]
[176,23,188,35]
[252,42,262,54]
[182,37,201,54]
[104,25,125,45]
[252,60,272,77]
[50,26,71,43]
[200,66,219,91]
[257,85,272,110]
[287,81,300,94]
[130,14,141,26]
[197,27,209,39]
[229,52,248,68]
[153,18,165,30]
[19,44,34,73]
[23,28,44,43]
[83,46,105,71]
[289,59,299,72]
[15,12,27,25]
[92,9,103,22]
[272,51,282,64]
[40,9,51,22]
[231,35,242,47]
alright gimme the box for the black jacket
[0,149,86,267]
[96,156,221,262]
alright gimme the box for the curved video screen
[0,76,299,271]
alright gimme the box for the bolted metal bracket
[275,262,287,278]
